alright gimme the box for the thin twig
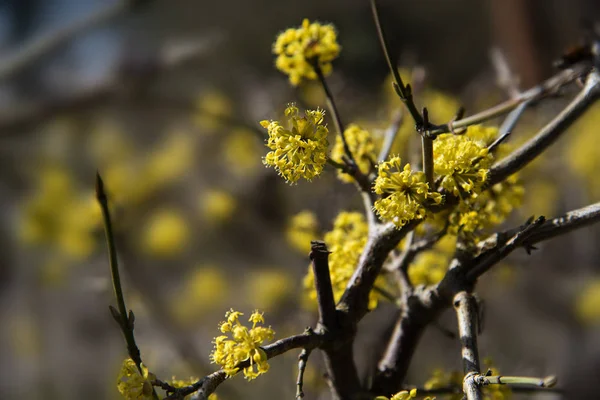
[378,109,404,162]
[296,348,312,399]
[490,47,520,98]
[490,70,600,185]
[96,173,159,400]
[487,99,531,154]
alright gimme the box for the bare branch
[296,349,312,399]
[454,291,483,400]
[490,47,520,99]
[490,70,600,185]
[310,241,337,330]
[378,110,404,163]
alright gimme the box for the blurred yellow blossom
[331,124,377,183]
[373,157,442,227]
[273,19,340,86]
[223,128,261,176]
[567,104,600,198]
[144,132,194,188]
[211,309,275,380]
[408,235,456,286]
[246,269,294,310]
[575,278,600,324]
[19,166,101,260]
[142,209,190,257]
[375,389,424,400]
[116,359,155,400]
[424,368,462,400]
[199,189,237,223]
[194,90,233,131]
[286,210,319,253]
[261,104,329,183]
[304,212,386,309]
[172,265,229,324]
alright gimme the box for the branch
[296,348,312,399]
[0,0,151,83]
[489,70,600,185]
[429,64,588,136]
[378,109,404,163]
[168,332,324,400]
[310,241,337,330]
[96,173,159,400]
[454,291,483,400]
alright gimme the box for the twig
[313,64,353,162]
[421,108,435,187]
[296,348,312,399]
[490,70,600,185]
[429,64,588,136]
[96,173,159,400]
[169,332,324,400]
[378,109,404,162]
[453,291,483,400]
[482,374,557,387]
[487,99,531,154]
[369,0,423,127]
[310,241,337,329]
[0,0,151,83]
[490,47,520,98]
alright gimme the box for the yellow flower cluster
[448,174,524,238]
[433,127,494,197]
[373,157,443,227]
[331,124,377,183]
[286,210,319,253]
[199,189,237,223]
[273,19,340,86]
[425,361,511,400]
[424,369,463,400]
[303,212,385,310]
[210,309,275,380]
[141,208,190,258]
[116,359,155,400]
[408,235,456,286]
[261,104,329,183]
[375,388,419,400]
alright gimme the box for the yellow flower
[142,209,190,258]
[273,19,340,86]
[434,128,494,197]
[261,104,329,183]
[210,309,275,380]
[303,212,386,310]
[331,124,377,183]
[375,388,428,400]
[373,156,442,227]
[116,359,155,400]
[286,210,319,253]
[424,369,463,400]
[575,278,600,324]
[199,189,237,223]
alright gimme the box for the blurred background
[1,0,600,399]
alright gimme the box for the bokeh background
[1,0,600,399]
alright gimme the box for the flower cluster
[375,389,433,400]
[433,127,494,197]
[273,19,340,86]
[448,174,524,238]
[210,309,275,380]
[116,359,155,400]
[373,157,443,227]
[303,212,386,310]
[286,210,319,253]
[261,104,329,183]
[331,124,377,183]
